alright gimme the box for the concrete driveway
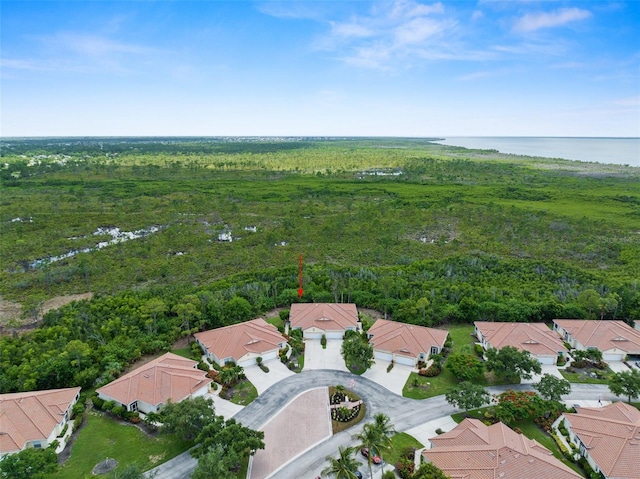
[405,416,458,446]
[361,360,413,396]
[205,391,244,419]
[303,339,348,371]
[524,364,563,384]
[608,361,631,373]
[244,360,295,395]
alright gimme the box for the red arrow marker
[298,254,303,298]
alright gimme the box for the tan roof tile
[475,322,568,357]
[96,352,211,408]
[423,419,582,479]
[553,320,640,354]
[367,319,448,358]
[289,303,358,332]
[0,387,81,454]
[564,402,640,479]
[194,318,286,363]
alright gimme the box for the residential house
[96,352,211,414]
[553,319,640,362]
[288,303,359,339]
[0,387,81,457]
[474,321,568,365]
[561,401,640,479]
[366,319,448,366]
[422,418,583,479]
[194,317,287,368]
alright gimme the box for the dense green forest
[1,137,639,393]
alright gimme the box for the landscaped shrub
[321,333,327,348]
[396,456,414,479]
[197,361,209,371]
[387,361,394,373]
[435,428,443,435]
[475,343,485,357]
[57,424,68,438]
[382,471,395,479]
[112,405,126,418]
[206,369,220,382]
[419,365,441,377]
[102,400,116,412]
[72,401,85,418]
[91,395,105,409]
[73,413,83,430]
[430,353,443,367]
[191,342,203,358]
[557,355,567,366]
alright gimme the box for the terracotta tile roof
[96,352,211,408]
[564,402,640,479]
[0,387,81,454]
[289,303,358,331]
[553,320,640,354]
[194,317,286,362]
[367,319,448,358]
[475,322,568,357]
[423,418,582,479]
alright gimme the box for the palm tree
[354,423,384,479]
[321,446,359,479]
[372,413,395,474]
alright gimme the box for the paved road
[148,370,623,479]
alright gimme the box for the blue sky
[1,1,639,137]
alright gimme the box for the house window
[129,401,138,412]
[430,347,439,355]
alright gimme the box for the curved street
[147,369,623,479]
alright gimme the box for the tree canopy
[608,369,640,403]
[485,346,541,382]
[445,382,490,412]
[533,374,571,401]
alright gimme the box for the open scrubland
[1,137,639,394]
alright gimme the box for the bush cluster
[418,365,441,377]
[91,396,140,423]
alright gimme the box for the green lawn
[265,316,284,332]
[402,324,512,399]
[384,432,424,468]
[224,379,258,405]
[171,346,198,360]
[560,369,611,384]
[48,412,192,479]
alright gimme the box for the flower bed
[329,387,365,433]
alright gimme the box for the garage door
[325,331,343,339]
[261,350,278,362]
[304,331,323,339]
[394,355,415,366]
[375,351,393,362]
[603,353,624,362]
[537,356,557,365]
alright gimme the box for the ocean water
[431,137,640,167]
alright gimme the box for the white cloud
[313,0,458,69]
[513,7,592,32]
